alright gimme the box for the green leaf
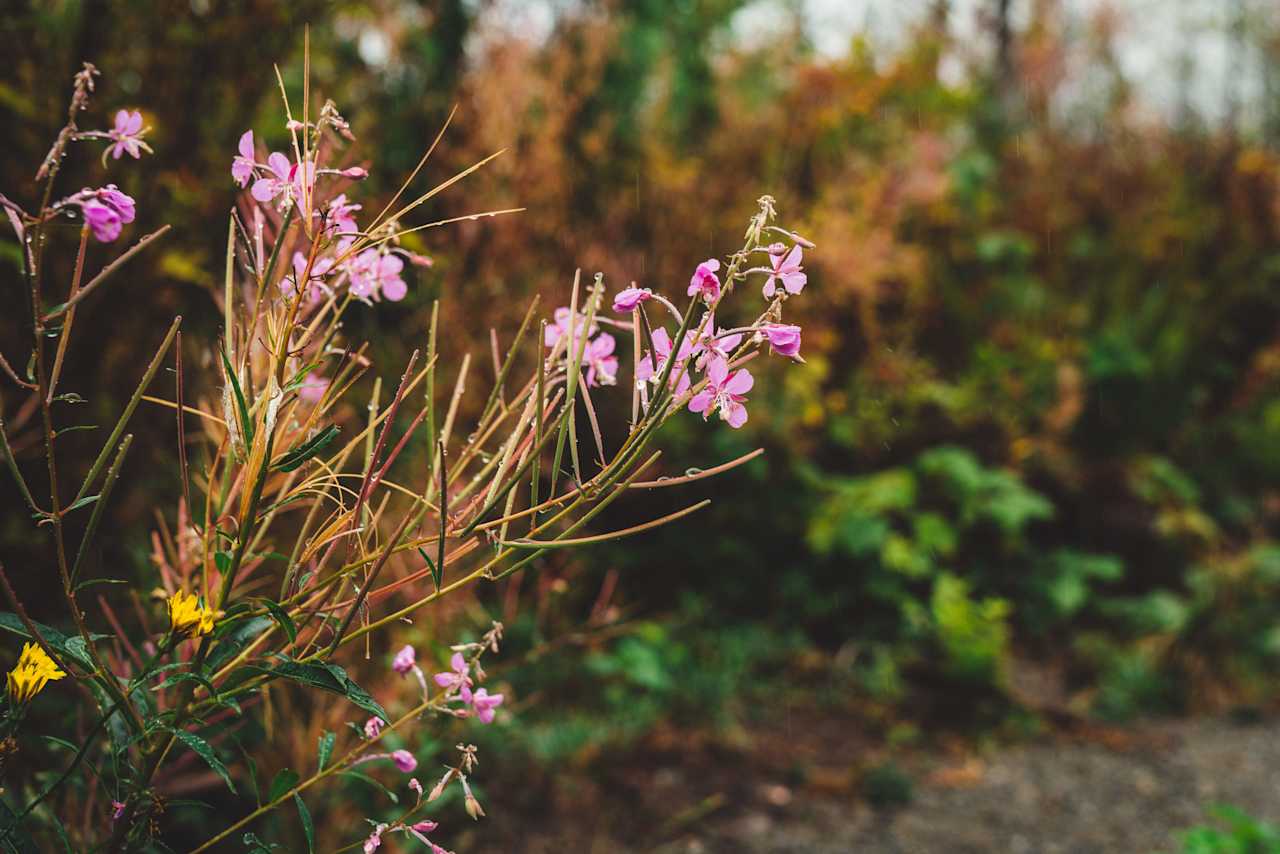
[156,671,222,703]
[72,577,127,593]
[417,547,442,592]
[269,768,299,802]
[172,729,236,794]
[220,348,254,445]
[272,424,340,472]
[206,616,273,670]
[256,599,297,644]
[253,661,388,721]
[40,735,78,752]
[317,731,335,772]
[294,793,314,853]
[62,494,100,514]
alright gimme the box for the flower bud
[392,749,418,773]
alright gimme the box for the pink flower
[81,185,136,243]
[364,825,386,853]
[107,110,145,160]
[763,245,806,297]
[392,645,416,675]
[584,333,618,387]
[687,259,721,302]
[433,652,473,701]
[350,250,407,302]
[409,778,424,796]
[364,716,385,739]
[111,800,126,821]
[97,185,136,222]
[688,357,753,428]
[613,287,652,313]
[282,251,334,301]
[635,328,694,397]
[392,750,418,772]
[326,193,361,237]
[411,820,438,833]
[761,323,802,359]
[470,688,504,724]
[231,130,256,187]
[291,158,317,201]
[691,314,742,371]
[251,151,293,204]
[83,201,122,242]
[341,166,369,179]
[544,307,597,351]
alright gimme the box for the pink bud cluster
[606,241,810,429]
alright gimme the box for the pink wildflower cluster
[228,118,430,307]
[607,238,810,429]
[433,651,504,724]
[544,307,618,387]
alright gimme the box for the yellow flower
[7,642,66,704]
[167,590,216,637]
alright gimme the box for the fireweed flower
[6,643,66,704]
[612,286,652,313]
[106,109,147,160]
[81,185,136,242]
[762,244,806,297]
[691,313,742,371]
[584,333,619,387]
[251,151,294,204]
[326,193,362,237]
[469,688,504,724]
[167,590,215,637]
[364,716,385,739]
[433,652,473,702]
[350,249,407,302]
[635,328,694,397]
[392,644,416,675]
[364,824,387,853]
[687,258,722,302]
[231,130,255,187]
[352,749,418,773]
[282,251,334,302]
[543,307,598,351]
[408,819,453,853]
[392,643,430,697]
[760,323,802,359]
[689,357,753,429]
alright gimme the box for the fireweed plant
[0,60,811,851]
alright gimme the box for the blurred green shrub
[1177,805,1280,854]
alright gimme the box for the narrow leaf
[172,729,236,794]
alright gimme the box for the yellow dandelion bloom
[7,642,66,704]
[167,590,216,637]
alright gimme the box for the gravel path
[662,717,1280,853]
[485,716,1280,853]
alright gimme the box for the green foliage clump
[1177,806,1280,854]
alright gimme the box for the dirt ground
[470,713,1280,853]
